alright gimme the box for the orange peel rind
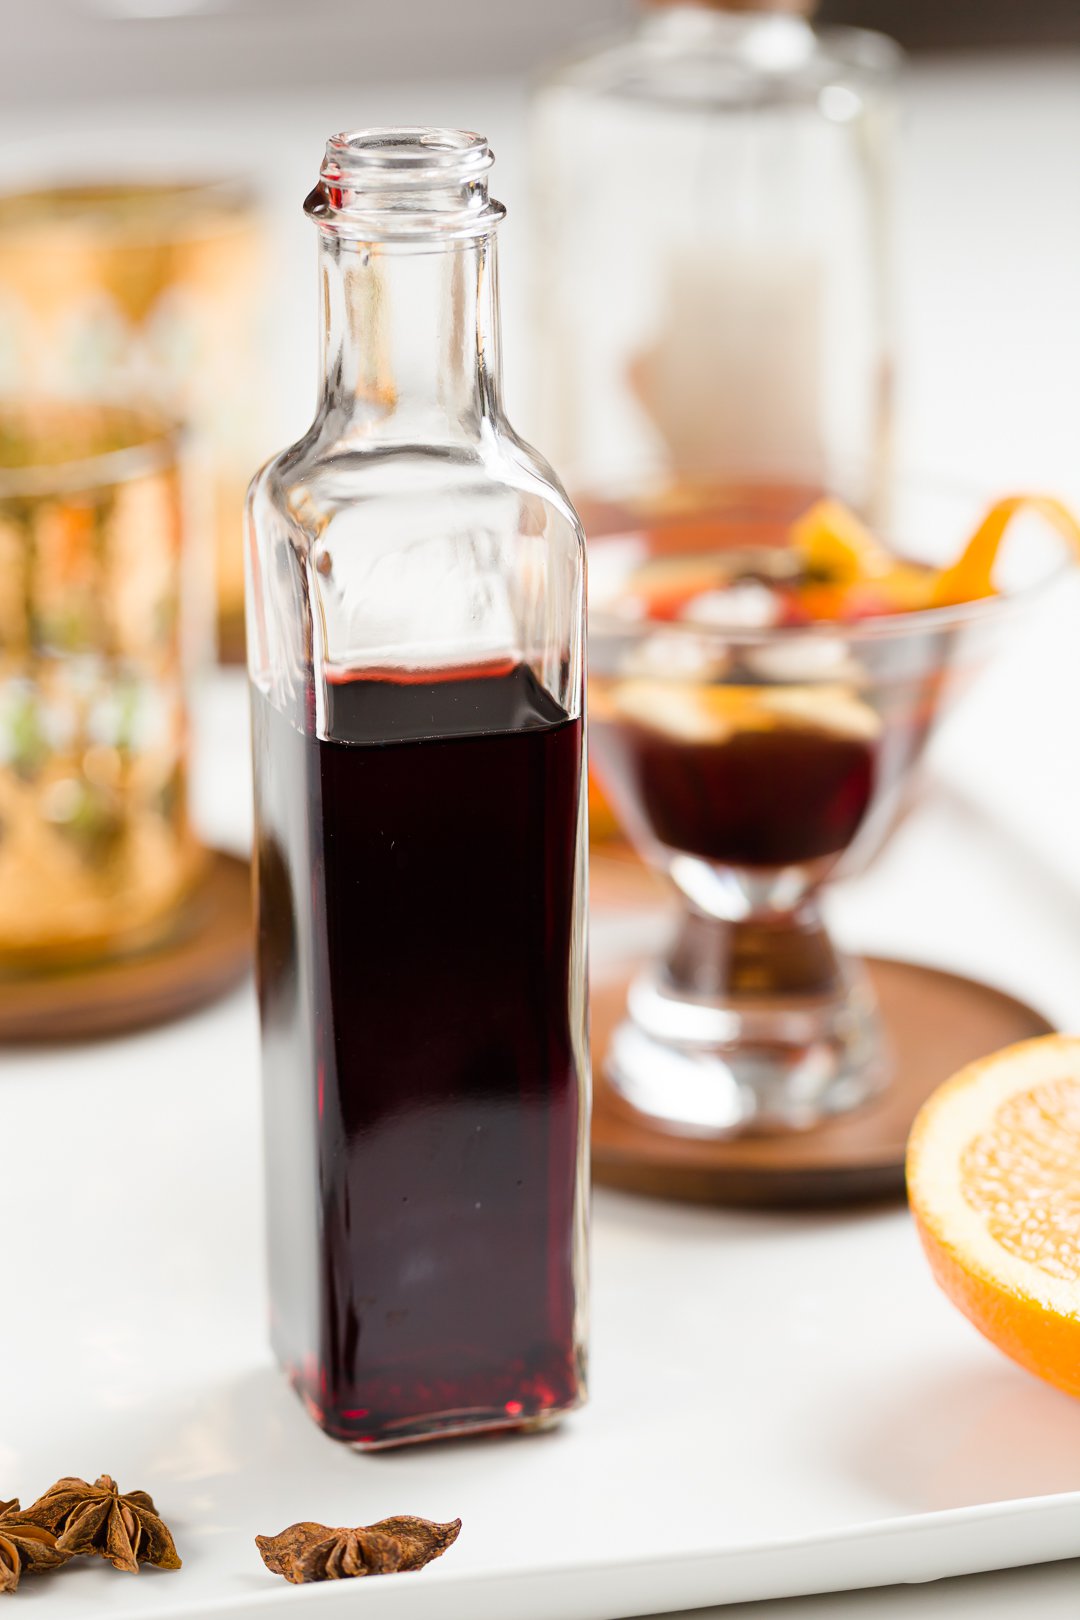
[930,494,1080,607]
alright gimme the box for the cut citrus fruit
[907,1035,1080,1397]
[790,497,898,583]
[603,492,1080,625]
[600,678,880,746]
[791,493,1080,619]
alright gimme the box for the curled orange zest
[930,494,1080,607]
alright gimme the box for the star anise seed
[256,1514,461,1584]
[21,1476,181,1573]
[0,1498,69,1595]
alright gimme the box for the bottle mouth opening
[307,126,504,240]
[323,127,495,186]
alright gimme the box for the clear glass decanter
[530,0,899,517]
[247,129,589,1448]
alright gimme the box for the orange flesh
[959,1077,1080,1283]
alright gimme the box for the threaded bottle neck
[305,127,505,244]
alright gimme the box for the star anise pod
[256,1514,461,1584]
[0,1498,70,1594]
[21,1476,181,1574]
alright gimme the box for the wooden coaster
[591,956,1053,1207]
[0,850,251,1043]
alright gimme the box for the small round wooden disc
[591,954,1053,1208]
[0,850,251,1043]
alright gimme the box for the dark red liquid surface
[253,664,586,1447]
[591,714,875,867]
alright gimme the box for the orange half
[907,1035,1080,1397]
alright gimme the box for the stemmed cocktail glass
[587,483,1066,1134]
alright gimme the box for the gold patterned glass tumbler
[0,181,267,659]
[0,403,201,965]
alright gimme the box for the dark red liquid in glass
[591,716,875,867]
[253,663,586,1447]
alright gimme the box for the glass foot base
[606,959,891,1136]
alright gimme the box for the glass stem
[662,892,843,1003]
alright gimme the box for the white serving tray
[6,683,1080,1619]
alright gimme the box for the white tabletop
[654,1555,1080,1620]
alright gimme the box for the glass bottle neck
[318,232,502,442]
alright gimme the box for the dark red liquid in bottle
[253,663,586,1447]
